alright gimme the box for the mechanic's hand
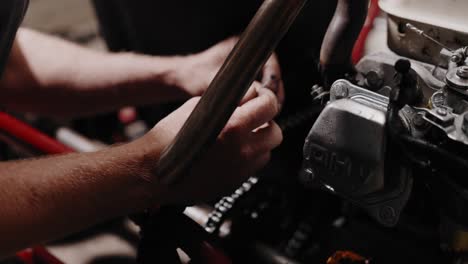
[140,86,282,205]
[178,37,285,107]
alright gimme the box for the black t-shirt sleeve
[0,0,29,77]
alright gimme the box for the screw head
[457,66,468,79]
[431,92,446,108]
[437,107,448,116]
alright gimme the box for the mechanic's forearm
[0,140,158,257]
[0,28,190,117]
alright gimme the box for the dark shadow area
[88,255,136,264]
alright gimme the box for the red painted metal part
[32,247,64,264]
[16,247,63,264]
[352,0,380,64]
[15,249,35,264]
[0,112,73,154]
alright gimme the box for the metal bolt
[413,113,426,128]
[333,83,349,99]
[365,70,383,91]
[380,206,396,225]
[457,66,468,79]
[431,92,446,108]
[437,107,448,116]
[451,54,463,64]
[463,112,468,134]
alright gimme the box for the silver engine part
[302,38,468,227]
[301,80,413,227]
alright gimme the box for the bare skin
[0,29,284,117]
[0,28,284,257]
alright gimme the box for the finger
[204,36,239,62]
[250,122,283,153]
[240,82,261,105]
[261,53,282,94]
[251,152,272,174]
[231,87,280,131]
[172,97,201,119]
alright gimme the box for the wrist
[144,53,195,100]
[170,54,205,97]
[126,128,171,208]
[109,52,193,103]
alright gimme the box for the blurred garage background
[24,0,104,50]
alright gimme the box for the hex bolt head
[413,113,426,128]
[365,70,383,90]
[457,66,468,79]
[380,206,397,225]
[452,54,463,64]
[333,83,349,99]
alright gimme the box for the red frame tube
[352,0,380,64]
[0,112,73,154]
[16,247,64,264]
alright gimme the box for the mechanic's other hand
[140,86,282,205]
[179,37,285,106]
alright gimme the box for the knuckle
[263,92,279,116]
[256,95,276,116]
[224,118,243,138]
[262,88,275,100]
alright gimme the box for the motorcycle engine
[207,6,468,264]
[300,19,468,262]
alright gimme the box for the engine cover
[301,80,413,226]
[303,98,386,197]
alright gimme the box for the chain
[205,104,322,234]
[205,177,259,234]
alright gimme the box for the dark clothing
[0,0,28,77]
[92,1,337,112]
